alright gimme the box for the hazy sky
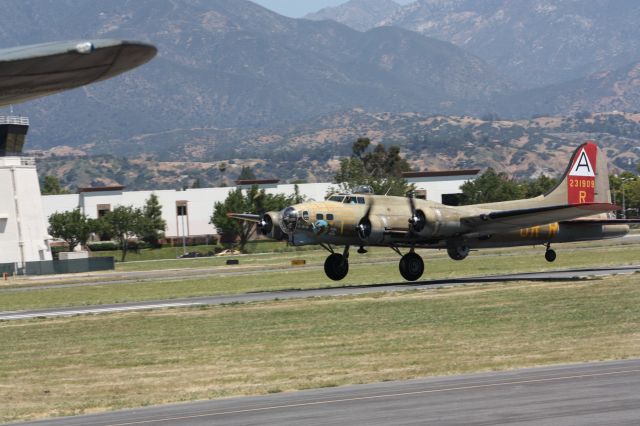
[252,0,414,18]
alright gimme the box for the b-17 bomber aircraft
[230,142,637,282]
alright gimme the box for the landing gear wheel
[324,253,349,281]
[399,252,424,281]
[545,249,557,263]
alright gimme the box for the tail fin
[543,141,611,206]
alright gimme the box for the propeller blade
[357,197,375,240]
[406,193,425,236]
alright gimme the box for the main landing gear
[323,245,350,281]
[399,251,424,281]
[544,243,557,263]
[321,245,425,282]
[390,246,424,281]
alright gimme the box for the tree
[334,139,413,196]
[41,175,69,195]
[522,174,558,198]
[624,179,640,217]
[352,137,371,158]
[100,206,144,262]
[210,185,296,252]
[48,208,96,251]
[218,162,227,187]
[460,168,525,204]
[610,172,640,217]
[238,166,256,181]
[140,194,166,248]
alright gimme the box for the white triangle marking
[569,148,595,177]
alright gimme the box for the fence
[0,257,114,277]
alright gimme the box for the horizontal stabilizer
[462,203,618,234]
[560,218,640,224]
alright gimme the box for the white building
[42,171,479,241]
[0,117,53,269]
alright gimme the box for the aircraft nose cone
[281,206,299,231]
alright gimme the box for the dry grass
[2,274,640,422]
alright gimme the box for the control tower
[0,116,52,272]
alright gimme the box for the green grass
[108,236,638,272]
[90,240,314,262]
[1,274,639,422]
[2,243,639,312]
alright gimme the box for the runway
[11,359,640,425]
[1,265,638,321]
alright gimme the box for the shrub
[87,242,118,251]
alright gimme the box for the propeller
[407,194,426,236]
[257,214,273,236]
[356,199,375,241]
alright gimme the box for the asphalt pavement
[10,359,640,425]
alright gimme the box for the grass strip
[1,243,639,312]
[1,274,640,422]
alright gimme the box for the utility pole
[619,177,630,219]
[622,182,627,219]
[181,211,187,255]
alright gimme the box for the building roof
[402,169,480,178]
[235,179,280,185]
[78,185,125,193]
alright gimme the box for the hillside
[35,111,640,191]
[500,62,640,117]
[313,0,640,89]
[305,0,401,32]
[0,0,509,150]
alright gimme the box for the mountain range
[0,0,509,150]
[0,0,639,190]
[307,0,640,89]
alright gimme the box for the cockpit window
[344,196,357,204]
[328,195,344,203]
[357,197,365,204]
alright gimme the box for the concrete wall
[406,175,476,202]
[0,157,52,265]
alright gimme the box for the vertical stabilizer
[543,141,611,206]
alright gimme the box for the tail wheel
[324,253,349,281]
[545,249,557,262]
[399,252,424,281]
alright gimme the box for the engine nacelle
[447,245,469,261]
[413,208,463,239]
[357,215,387,245]
[259,211,283,239]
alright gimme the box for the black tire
[545,249,557,263]
[399,252,424,281]
[324,253,349,281]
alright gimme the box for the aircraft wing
[461,203,618,234]
[0,39,156,107]
[226,213,262,223]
